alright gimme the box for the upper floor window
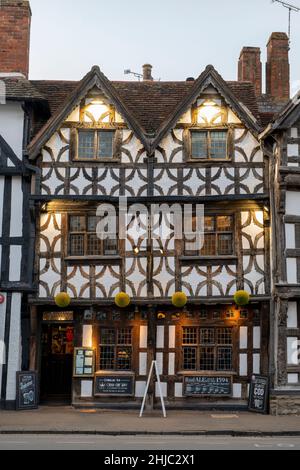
[68,214,118,257]
[191,130,228,160]
[77,130,115,160]
[184,215,234,257]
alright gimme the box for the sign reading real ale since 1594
[184,376,232,396]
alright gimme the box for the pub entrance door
[40,323,74,403]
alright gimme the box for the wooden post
[29,305,38,371]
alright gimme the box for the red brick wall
[238,47,262,97]
[266,32,290,102]
[0,0,31,78]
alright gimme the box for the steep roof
[31,78,260,137]
[27,65,263,158]
[2,76,45,101]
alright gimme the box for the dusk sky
[29,0,300,95]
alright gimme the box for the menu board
[94,375,134,396]
[184,376,232,396]
[248,375,269,414]
[73,348,95,377]
[16,371,38,410]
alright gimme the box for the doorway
[40,323,74,403]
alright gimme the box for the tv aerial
[272,0,300,42]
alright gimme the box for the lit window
[68,214,118,257]
[184,215,233,256]
[77,130,114,160]
[191,130,227,160]
[99,328,132,371]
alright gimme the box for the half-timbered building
[0,0,298,413]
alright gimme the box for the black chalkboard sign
[248,375,269,414]
[16,371,38,410]
[184,376,232,396]
[94,375,134,396]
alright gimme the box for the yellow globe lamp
[172,292,187,308]
[115,292,131,308]
[234,290,250,307]
[55,292,71,308]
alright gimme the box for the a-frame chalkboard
[248,375,269,414]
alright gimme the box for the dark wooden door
[40,323,74,402]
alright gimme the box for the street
[0,434,299,450]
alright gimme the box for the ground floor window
[182,327,233,371]
[99,327,133,370]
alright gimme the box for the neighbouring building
[0,0,299,414]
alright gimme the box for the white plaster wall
[135,381,146,397]
[239,353,247,376]
[168,353,175,375]
[288,374,298,383]
[287,144,298,157]
[239,327,248,349]
[0,102,24,159]
[82,325,93,348]
[286,191,300,216]
[10,177,23,237]
[285,224,296,249]
[253,326,261,349]
[0,176,4,237]
[0,294,7,397]
[6,293,22,401]
[139,326,148,348]
[253,354,260,374]
[81,380,93,397]
[287,302,298,329]
[9,246,22,282]
[169,326,175,349]
[155,381,167,397]
[175,382,183,398]
[286,258,297,284]
[156,326,164,348]
[139,352,147,375]
[287,337,298,365]
[232,383,242,398]
[291,128,298,138]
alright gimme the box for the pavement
[0,407,300,436]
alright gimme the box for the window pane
[98,131,114,158]
[100,329,115,345]
[217,216,232,232]
[200,328,214,345]
[183,327,197,345]
[87,216,97,232]
[118,328,132,345]
[204,216,215,232]
[116,347,132,370]
[87,233,101,255]
[217,347,232,370]
[100,346,115,369]
[69,216,85,232]
[183,347,197,370]
[104,238,118,255]
[200,347,215,370]
[78,131,94,159]
[191,132,208,158]
[217,328,232,345]
[210,131,227,159]
[201,233,216,255]
[218,234,232,255]
[69,234,84,256]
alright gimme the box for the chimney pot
[143,64,153,81]
[238,47,262,97]
[0,0,31,78]
[186,77,195,82]
[266,32,290,102]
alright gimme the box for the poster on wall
[73,348,95,377]
[16,371,38,410]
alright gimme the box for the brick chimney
[266,32,290,102]
[143,64,153,81]
[0,0,31,78]
[238,47,262,97]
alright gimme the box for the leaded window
[191,130,228,159]
[99,328,132,370]
[182,327,233,371]
[77,130,114,160]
